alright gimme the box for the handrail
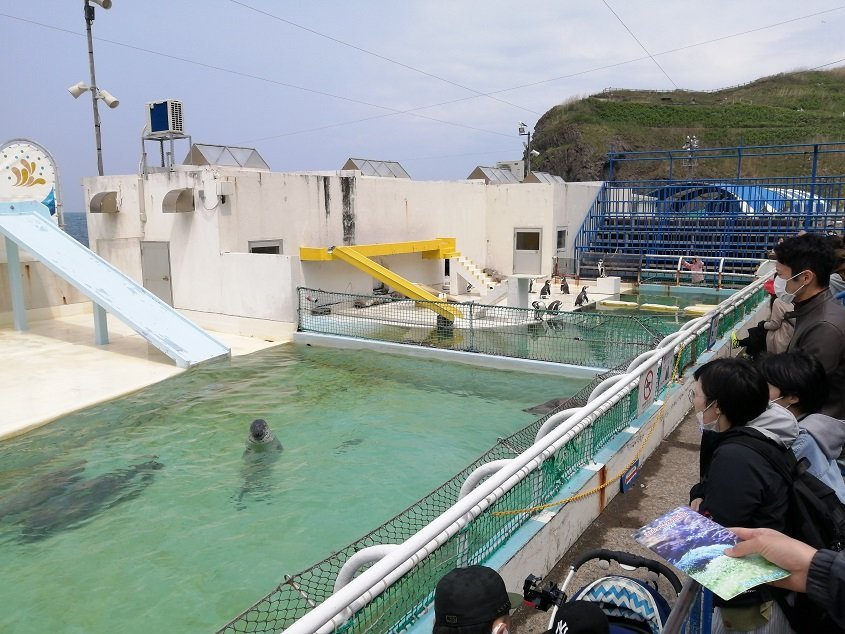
[282,276,768,634]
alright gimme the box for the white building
[3,148,601,339]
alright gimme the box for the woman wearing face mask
[688,357,798,634]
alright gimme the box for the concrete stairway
[450,255,496,294]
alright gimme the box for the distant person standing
[682,257,705,284]
[774,233,845,420]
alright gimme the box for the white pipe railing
[282,276,768,634]
[333,545,398,593]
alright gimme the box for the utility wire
[227,0,542,116]
[601,0,679,89]
[0,13,512,140]
[3,5,843,145]
[492,6,845,95]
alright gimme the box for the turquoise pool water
[0,344,590,633]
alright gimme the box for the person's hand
[689,498,703,512]
[725,527,817,593]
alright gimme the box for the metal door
[140,241,173,305]
[513,229,542,275]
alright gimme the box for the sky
[3,1,845,214]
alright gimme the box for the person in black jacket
[689,357,796,633]
[726,527,845,630]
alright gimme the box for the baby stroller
[524,548,683,633]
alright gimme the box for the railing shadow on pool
[218,280,769,634]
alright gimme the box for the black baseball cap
[433,566,522,633]
[544,600,609,634]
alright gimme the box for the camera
[522,574,566,612]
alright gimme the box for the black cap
[544,601,609,634]
[433,566,520,633]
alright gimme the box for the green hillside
[532,68,845,181]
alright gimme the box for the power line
[0,12,512,140]
[3,5,843,146]
[600,0,679,89]
[490,6,845,95]
[227,0,542,116]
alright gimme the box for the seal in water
[235,419,283,509]
[243,419,283,455]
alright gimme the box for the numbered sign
[621,460,640,493]
[637,364,658,416]
[707,314,721,350]
[657,349,675,392]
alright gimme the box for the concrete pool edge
[293,332,608,378]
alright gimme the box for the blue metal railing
[574,143,845,273]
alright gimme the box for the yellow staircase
[300,238,463,321]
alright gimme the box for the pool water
[0,344,589,633]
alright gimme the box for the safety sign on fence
[637,363,658,416]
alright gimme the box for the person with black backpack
[688,357,798,633]
[760,352,845,502]
[726,527,845,630]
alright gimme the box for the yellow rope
[491,342,687,518]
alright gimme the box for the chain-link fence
[297,288,676,369]
[218,284,768,634]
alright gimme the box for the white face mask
[696,400,718,432]
[774,270,808,303]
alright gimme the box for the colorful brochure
[632,506,789,600]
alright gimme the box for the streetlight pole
[84,1,105,176]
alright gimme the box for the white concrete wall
[79,167,602,334]
[556,182,602,262]
[485,183,556,276]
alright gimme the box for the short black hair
[773,233,837,287]
[693,357,768,426]
[759,351,829,415]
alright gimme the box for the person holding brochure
[688,357,797,633]
[726,527,845,629]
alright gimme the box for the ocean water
[0,344,591,633]
[63,212,88,247]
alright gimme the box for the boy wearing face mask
[773,233,845,420]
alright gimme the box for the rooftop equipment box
[146,100,183,135]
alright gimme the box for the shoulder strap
[720,428,796,482]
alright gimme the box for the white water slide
[0,201,229,368]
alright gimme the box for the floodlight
[89,0,113,9]
[98,89,120,109]
[68,81,90,99]
[530,149,540,157]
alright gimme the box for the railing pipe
[458,460,513,500]
[333,545,399,593]
[535,408,580,443]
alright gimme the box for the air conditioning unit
[146,100,183,135]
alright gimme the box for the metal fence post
[469,302,475,352]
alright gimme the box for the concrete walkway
[0,310,288,440]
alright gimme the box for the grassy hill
[532,68,845,181]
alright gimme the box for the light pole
[69,0,118,176]
[683,134,699,175]
[519,121,532,179]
